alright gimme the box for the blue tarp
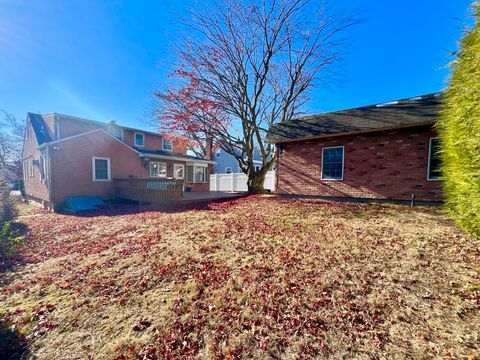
[64,196,105,213]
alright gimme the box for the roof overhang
[267,121,436,144]
[138,153,216,164]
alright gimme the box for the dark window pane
[322,147,343,180]
[95,159,108,180]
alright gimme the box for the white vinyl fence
[210,171,276,192]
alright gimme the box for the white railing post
[231,173,235,192]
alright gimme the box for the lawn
[0,196,479,359]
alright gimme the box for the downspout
[47,144,56,211]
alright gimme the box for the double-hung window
[321,146,344,180]
[134,132,145,147]
[92,157,111,181]
[150,161,167,177]
[162,138,172,151]
[427,137,441,180]
[186,164,208,183]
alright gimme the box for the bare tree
[0,111,25,180]
[156,0,356,192]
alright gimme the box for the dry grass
[0,196,479,359]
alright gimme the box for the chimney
[205,136,213,160]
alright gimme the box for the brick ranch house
[267,93,442,202]
[22,113,214,210]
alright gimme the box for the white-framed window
[39,156,46,181]
[29,159,35,178]
[163,138,172,151]
[26,122,31,139]
[23,159,28,181]
[427,137,441,181]
[186,164,208,183]
[215,149,221,158]
[225,167,232,174]
[174,164,184,179]
[321,146,344,181]
[134,132,145,147]
[92,156,111,182]
[150,161,167,178]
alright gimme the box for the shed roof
[266,93,441,143]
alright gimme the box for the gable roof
[266,93,442,143]
[51,113,162,137]
[28,112,52,145]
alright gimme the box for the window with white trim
[427,137,441,180]
[29,159,34,178]
[321,146,344,180]
[186,165,208,183]
[163,138,172,151]
[92,157,111,181]
[134,133,145,147]
[150,161,167,177]
[26,122,31,139]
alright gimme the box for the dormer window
[134,132,145,147]
[163,138,172,151]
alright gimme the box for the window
[255,165,261,172]
[150,161,167,177]
[92,157,111,181]
[174,164,184,179]
[134,133,145,147]
[26,122,31,139]
[321,146,344,180]
[163,138,172,151]
[39,156,46,181]
[186,164,208,183]
[215,149,221,158]
[225,167,232,174]
[427,137,441,180]
[195,166,208,183]
[23,160,28,181]
[29,159,34,178]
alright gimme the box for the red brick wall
[276,126,442,201]
[123,130,164,150]
[51,130,143,207]
[22,118,50,204]
[57,116,100,139]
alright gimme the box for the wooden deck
[181,191,245,203]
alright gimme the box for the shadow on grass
[64,194,252,218]
[0,321,30,360]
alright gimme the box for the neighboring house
[267,93,443,202]
[22,113,214,210]
[212,147,273,174]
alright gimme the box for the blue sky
[0,0,474,131]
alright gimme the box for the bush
[0,177,21,264]
[438,5,480,238]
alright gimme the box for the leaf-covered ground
[1,196,479,359]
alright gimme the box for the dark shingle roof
[28,113,52,145]
[134,148,212,162]
[267,93,441,143]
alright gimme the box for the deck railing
[114,178,183,205]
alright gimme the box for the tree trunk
[247,172,267,194]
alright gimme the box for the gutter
[138,153,216,164]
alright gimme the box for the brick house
[267,93,443,202]
[22,113,214,210]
